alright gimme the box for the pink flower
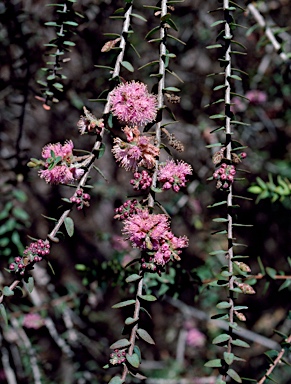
[130,170,152,190]
[245,90,267,105]
[38,140,84,185]
[112,126,159,171]
[122,208,189,266]
[109,81,158,126]
[23,313,44,329]
[186,328,206,347]
[158,159,192,192]
[123,209,169,250]
[41,140,74,160]
[39,165,75,184]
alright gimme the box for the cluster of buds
[114,199,139,221]
[130,170,152,191]
[70,188,91,210]
[140,256,158,274]
[9,239,50,275]
[109,349,127,365]
[213,163,236,190]
[77,106,104,135]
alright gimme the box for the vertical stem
[223,0,234,364]
[149,0,167,208]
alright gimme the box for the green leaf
[216,301,231,309]
[204,359,222,368]
[224,352,234,365]
[163,86,180,92]
[167,34,186,45]
[212,334,230,344]
[125,274,142,283]
[207,201,227,208]
[12,207,30,222]
[131,13,147,22]
[248,186,262,194]
[96,143,106,159]
[0,304,8,326]
[64,217,74,237]
[63,21,78,27]
[266,267,277,279]
[108,376,124,384]
[206,44,223,49]
[136,328,155,344]
[125,317,139,325]
[227,369,242,383]
[126,353,140,368]
[110,339,131,349]
[231,339,250,348]
[112,300,136,309]
[3,286,14,297]
[138,294,157,302]
[63,41,76,46]
[121,61,134,72]
[212,218,228,223]
[24,277,34,293]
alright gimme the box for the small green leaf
[231,339,250,348]
[121,61,134,72]
[125,274,142,283]
[266,267,277,279]
[63,41,76,46]
[213,218,228,223]
[96,143,106,159]
[112,300,136,309]
[24,277,34,293]
[64,217,74,237]
[63,21,78,26]
[227,368,242,383]
[125,317,139,325]
[126,353,140,368]
[110,339,131,349]
[108,376,124,384]
[204,359,222,368]
[136,328,155,344]
[3,287,14,297]
[138,294,157,302]
[212,333,230,344]
[0,304,8,326]
[216,301,231,309]
[206,44,223,49]
[131,13,147,22]
[163,86,180,92]
[224,352,234,365]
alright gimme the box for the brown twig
[257,335,291,384]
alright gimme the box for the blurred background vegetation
[0,0,291,382]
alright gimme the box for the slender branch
[257,335,291,384]
[247,3,289,63]
[223,0,235,365]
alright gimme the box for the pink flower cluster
[70,188,91,210]
[122,208,188,267]
[23,313,44,329]
[186,328,206,348]
[109,349,127,366]
[9,239,50,275]
[112,126,159,171]
[130,170,152,190]
[114,199,139,221]
[109,81,158,127]
[213,163,236,189]
[39,141,84,185]
[245,90,267,105]
[158,159,192,192]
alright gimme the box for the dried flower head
[112,126,159,171]
[109,81,158,127]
